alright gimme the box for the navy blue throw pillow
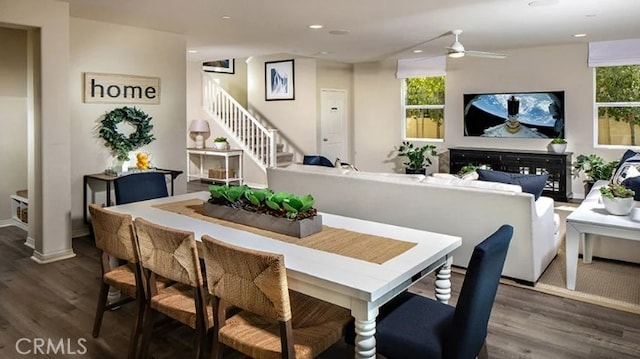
[622,177,640,201]
[477,169,548,200]
[611,150,640,184]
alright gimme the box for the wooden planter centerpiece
[202,202,322,238]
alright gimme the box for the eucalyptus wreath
[98,106,155,161]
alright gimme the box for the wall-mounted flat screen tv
[463,91,565,138]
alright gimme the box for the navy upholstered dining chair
[347,224,513,359]
[113,172,169,205]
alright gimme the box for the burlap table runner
[153,199,416,265]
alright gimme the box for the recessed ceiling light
[329,29,350,35]
[187,50,198,53]
[221,15,231,20]
[528,0,559,7]
[413,49,423,54]
[309,24,323,29]
[573,33,587,38]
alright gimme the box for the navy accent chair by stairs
[303,155,335,168]
[346,224,513,359]
[114,172,169,205]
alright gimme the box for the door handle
[323,138,328,142]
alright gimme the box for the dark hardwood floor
[1,223,639,359]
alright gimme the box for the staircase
[202,74,300,172]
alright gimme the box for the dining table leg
[351,302,378,359]
[435,256,453,304]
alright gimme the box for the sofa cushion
[477,169,548,200]
[349,171,426,183]
[285,163,350,175]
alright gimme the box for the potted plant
[573,154,619,193]
[397,141,437,175]
[213,136,229,150]
[599,182,635,215]
[204,185,322,237]
[549,138,567,154]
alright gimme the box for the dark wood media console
[449,147,573,202]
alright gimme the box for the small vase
[602,196,634,216]
[213,142,228,150]
[550,143,567,154]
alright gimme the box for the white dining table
[108,191,461,359]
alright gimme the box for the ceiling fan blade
[464,50,508,59]
[374,31,455,60]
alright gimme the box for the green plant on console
[208,184,317,220]
[550,138,567,144]
[572,154,619,182]
[599,182,635,199]
[214,137,228,143]
[397,141,437,171]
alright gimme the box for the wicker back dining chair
[348,224,513,359]
[114,172,169,205]
[88,204,145,359]
[200,235,352,359]
[134,218,213,359]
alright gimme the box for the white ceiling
[59,0,640,63]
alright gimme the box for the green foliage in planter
[214,137,228,143]
[599,182,635,199]
[550,138,567,144]
[573,154,619,182]
[397,141,437,170]
[99,106,155,161]
[208,185,317,220]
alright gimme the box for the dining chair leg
[138,304,155,359]
[127,297,146,359]
[92,282,110,337]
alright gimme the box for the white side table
[565,180,640,290]
[186,148,243,185]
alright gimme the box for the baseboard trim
[24,236,35,249]
[30,248,76,264]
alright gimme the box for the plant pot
[602,196,634,216]
[405,168,426,175]
[550,143,567,154]
[213,142,228,150]
[202,202,323,238]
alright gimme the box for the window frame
[593,66,640,149]
[401,77,445,142]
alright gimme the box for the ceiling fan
[382,29,507,60]
[445,29,507,59]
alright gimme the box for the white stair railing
[203,74,278,170]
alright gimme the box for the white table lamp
[189,119,210,149]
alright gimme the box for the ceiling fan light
[448,51,465,58]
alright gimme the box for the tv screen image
[463,91,565,138]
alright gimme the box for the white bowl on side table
[602,196,635,216]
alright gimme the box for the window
[403,76,445,140]
[595,65,640,147]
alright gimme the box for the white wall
[353,60,404,172]
[0,27,27,222]
[316,60,355,162]
[353,44,627,198]
[69,18,187,234]
[1,0,73,263]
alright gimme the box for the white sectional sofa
[267,164,559,284]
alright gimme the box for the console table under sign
[449,147,573,202]
[187,148,243,185]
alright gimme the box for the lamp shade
[189,119,210,133]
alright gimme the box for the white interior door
[320,89,348,162]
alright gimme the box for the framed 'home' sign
[83,72,161,104]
